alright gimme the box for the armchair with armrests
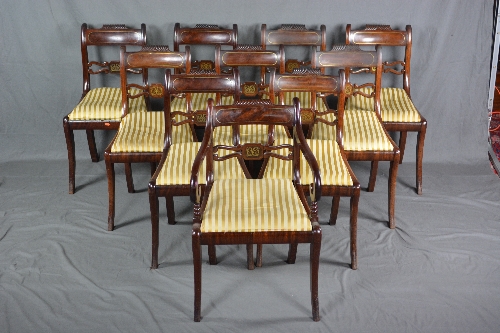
[190,98,322,321]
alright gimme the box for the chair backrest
[164,69,240,147]
[261,24,326,74]
[174,23,238,73]
[120,45,190,118]
[270,68,345,142]
[216,45,280,99]
[346,24,412,95]
[312,44,383,119]
[191,98,321,204]
[81,23,147,95]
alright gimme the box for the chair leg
[329,196,340,225]
[398,131,408,164]
[192,231,202,322]
[310,229,321,322]
[368,160,378,192]
[246,244,255,270]
[124,163,135,193]
[85,129,100,162]
[256,244,263,268]
[105,158,115,231]
[416,125,426,195]
[208,245,217,265]
[388,154,400,229]
[149,189,160,269]
[165,195,176,225]
[63,120,76,194]
[287,243,298,264]
[350,194,359,270]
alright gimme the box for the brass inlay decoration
[243,144,263,160]
[194,111,207,126]
[286,59,300,73]
[198,60,214,71]
[345,83,353,96]
[242,82,258,97]
[110,63,120,72]
[300,109,314,124]
[149,84,164,98]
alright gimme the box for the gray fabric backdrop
[1,1,500,332]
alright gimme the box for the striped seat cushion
[213,124,290,146]
[68,87,147,121]
[155,142,247,185]
[171,93,234,113]
[345,87,421,123]
[111,112,192,153]
[263,139,353,186]
[201,179,311,233]
[312,110,394,152]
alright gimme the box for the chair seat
[111,111,192,153]
[312,110,394,151]
[201,179,311,233]
[345,87,421,123]
[155,142,247,185]
[68,87,147,121]
[263,139,353,186]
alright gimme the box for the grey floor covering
[1,158,500,333]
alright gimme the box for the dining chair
[265,67,361,269]
[346,24,426,194]
[63,23,147,194]
[148,69,246,269]
[310,44,400,229]
[190,98,322,322]
[104,45,189,231]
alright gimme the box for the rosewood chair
[190,98,322,322]
[214,45,289,146]
[311,45,400,229]
[104,45,189,231]
[148,69,247,269]
[346,24,426,194]
[63,23,147,194]
[264,68,361,269]
[172,23,238,119]
[261,24,329,134]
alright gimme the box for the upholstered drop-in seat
[68,87,147,121]
[110,112,192,153]
[200,178,312,233]
[312,110,394,151]
[263,139,354,187]
[346,87,421,123]
[155,142,247,186]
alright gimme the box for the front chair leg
[165,195,176,225]
[350,194,359,270]
[246,244,255,270]
[63,121,76,194]
[310,229,322,322]
[86,129,100,162]
[105,158,115,231]
[416,125,427,195]
[149,188,160,269]
[256,244,263,268]
[398,131,408,164]
[388,155,400,229]
[192,231,202,322]
[368,160,378,192]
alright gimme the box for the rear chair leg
[86,129,100,162]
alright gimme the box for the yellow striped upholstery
[155,142,247,185]
[263,139,353,186]
[345,87,421,123]
[282,92,328,112]
[213,124,289,145]
[68,87,147,121]
[170,93,234,112]
[201,179,311,233]
[309,112,337,141]
[111,112,192,153]
[312,110,394,152]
